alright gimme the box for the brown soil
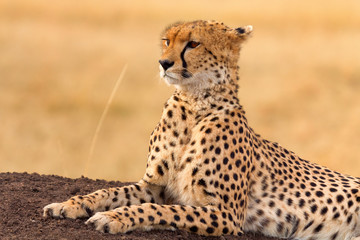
[0,172,279,240]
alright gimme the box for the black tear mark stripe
[180,45,188,68]
[180,44,192,78]
[180,32,192,69]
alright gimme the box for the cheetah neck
[175,83,240,113]
[175,69,241,112]
[175,63,240,102]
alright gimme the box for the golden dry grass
[0,0,359,181]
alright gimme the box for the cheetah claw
[86,212,125,234]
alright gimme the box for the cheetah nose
[159,60,174,71]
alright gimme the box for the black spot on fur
[313,223,323,233]
[235,27,245,34]
[190,226,198,232]
[157,165,164,176]
[186,215,194,222]
[336,195,344,203]
[206,227,215,234]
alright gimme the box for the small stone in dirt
[70,187,81,195]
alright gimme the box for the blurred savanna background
[1,0,359,181]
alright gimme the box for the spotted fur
[44,20,360,240]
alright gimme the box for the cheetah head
[159,20,252,93]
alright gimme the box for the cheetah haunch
[44,20,360,240]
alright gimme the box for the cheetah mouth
[163,73,180,85]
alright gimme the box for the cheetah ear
[234,25,253,41]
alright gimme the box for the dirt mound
[0,172,278,240]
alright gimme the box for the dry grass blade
[83,65,128,177]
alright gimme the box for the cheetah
[43,20,360,240]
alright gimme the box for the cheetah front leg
[43,180,164,219]
[85,203,243,236]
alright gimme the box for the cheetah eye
[163,39,170,47]
[187,41,200,49]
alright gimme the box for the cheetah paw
[43,202,92,219]
[86,212,130,234]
